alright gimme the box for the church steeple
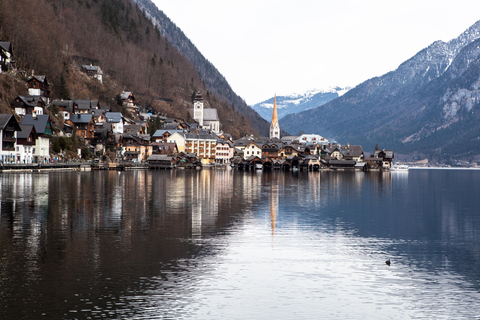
[270,94,280,139]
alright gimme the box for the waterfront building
[0,114,20,163]
[184,131,217,164]
[215,139,234,164]
[21,113,52,162]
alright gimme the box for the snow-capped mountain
[250,87,350,121]
[280,20,480,162]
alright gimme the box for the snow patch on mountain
[250,86,351,121]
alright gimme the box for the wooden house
[66,114,95,140]
[27,75,51,103]
[11,95,46,117]
[0,114,21,163]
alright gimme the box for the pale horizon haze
[152,1,480,105]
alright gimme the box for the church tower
[269,95,280,139]
[193,91,204,127]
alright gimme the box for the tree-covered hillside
[0,0,259,138]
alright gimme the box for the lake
[0,169,479,319]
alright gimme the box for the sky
[152,0,480,105]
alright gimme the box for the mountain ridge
[250,87,350,122]
[280,19,480,163]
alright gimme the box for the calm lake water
[1,168,480,319]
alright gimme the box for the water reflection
[0,169,480,319]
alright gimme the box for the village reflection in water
[2,169,479,319]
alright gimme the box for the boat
[390,164,409,171]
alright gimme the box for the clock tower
[193,91,204,127]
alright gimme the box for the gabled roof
[52,100,74,108]
[0,114,20,131]
[0,42,12,54]
[105,112,122,123]
[17,124,36,139]
[203,108,219,121]
[13,95,43,108]
[152,129,183,137]
[216,139,234,147]
[27,75,50,85]
[74,100,99,110]
[69,114,92,124]
[81,65,103,74]
[21,114,50,134]
[120,91,133,100]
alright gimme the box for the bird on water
[385,259,391,266]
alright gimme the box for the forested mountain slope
[0,0,261,138]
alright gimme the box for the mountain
[0,0,263,138]
[132,0,269,137]
[250,87,350,122]
[280,20,480,163]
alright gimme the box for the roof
[17,124,36,139]
[52,100,74,108]
[188,108,219,122]
[27,75,49,85]
[185,132,217,140]
[69,114,92,124]
[0,42,12,53]
[0,114,20,131]
[152,129,183,137]
[148,155,173,161]
[74,100,98,110]
[12,95,42,108]
[21,114,50,134]
[216,139,234,147]
[105,112,122,123]
[203,109,219,121]
[120,91,132,100]
[81,65,103,74]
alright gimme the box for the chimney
[32,110,36,119]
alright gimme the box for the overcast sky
[152,1,480,105]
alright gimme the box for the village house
[11,96,45,117]
[119,91,137,114]
[0,114,20,163]
[278,145,300,159]
[66,114,95,140]
[167,132,186,152]
[151,142,177,155]
[152,129,184,143]
[215,139,234,164]
[26,75,51,104]
[52,100,74,120]
[122,134,152,162]
[243,141,262,160]
[367,149,394,169]
[341,144,364,162]
[16,124,37,163]
[105,112,123,134]
[81,64,103,83]
[261,141,283,159]
[20,113,52,162]
[73,100,100,114]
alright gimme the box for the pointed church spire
[270,94,280,139]
[272,94,278,126]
